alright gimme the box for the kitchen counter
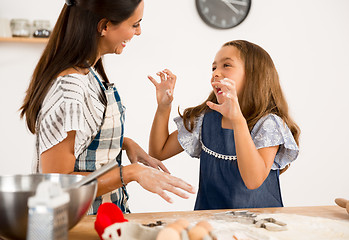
[68,205,349,239]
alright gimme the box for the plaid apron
[74,67,130,214]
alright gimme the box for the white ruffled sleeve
[251,114,299,170]
[173,114,204,158]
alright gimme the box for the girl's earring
[101,32,104,37]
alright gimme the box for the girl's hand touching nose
[207,78,245,124]
[148,69,176,107]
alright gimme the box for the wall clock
[196,0,251,29]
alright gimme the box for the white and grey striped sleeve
[37,75,103,156]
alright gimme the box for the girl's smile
[214,85,223,95]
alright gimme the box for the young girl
[148,40,300,210]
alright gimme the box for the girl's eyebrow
[223,57,234,61]
[212,57,234,65]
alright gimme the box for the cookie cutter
[254,217,287,231]
[214,210,287,231]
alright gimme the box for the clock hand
[225,0,248,7]
[221,0,239,14]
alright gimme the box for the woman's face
[99,0,144,55]
[211,46,246,104]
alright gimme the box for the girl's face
[99,0,144,55]
[211,46,245,104]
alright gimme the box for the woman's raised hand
[148,69,176,107]
[133,163,196,203]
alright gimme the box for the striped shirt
[33,72,106,172]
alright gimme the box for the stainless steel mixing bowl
[0,174,97,240]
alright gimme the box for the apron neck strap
[89,67,106,91]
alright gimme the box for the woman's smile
[121,39,130,48]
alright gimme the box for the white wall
[1,0,349,213]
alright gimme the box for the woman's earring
[101,32,104,37]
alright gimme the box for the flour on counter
[205,213,349,240]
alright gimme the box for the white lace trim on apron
[200,139,237,161]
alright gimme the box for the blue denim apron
[74,67,130,214]
[194,110,283,210]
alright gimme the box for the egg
[156,227,181,240]
[196,220,213,232]
[188,225,209,240]
[167,222,185,233]
[174,219,190,229]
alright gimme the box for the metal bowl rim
[0,173,97,192]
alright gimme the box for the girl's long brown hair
[20,0,141,134]
[180,40,300,147]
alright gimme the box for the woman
[20,0,195,214]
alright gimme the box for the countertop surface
[68,205,349,239]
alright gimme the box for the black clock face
[196,0,251,29]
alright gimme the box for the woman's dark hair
[20,0,142,133]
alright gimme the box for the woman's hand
[123,137,170,174]
[131,163,196,203]
[148,69,176,107]
[207,78,245,125]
